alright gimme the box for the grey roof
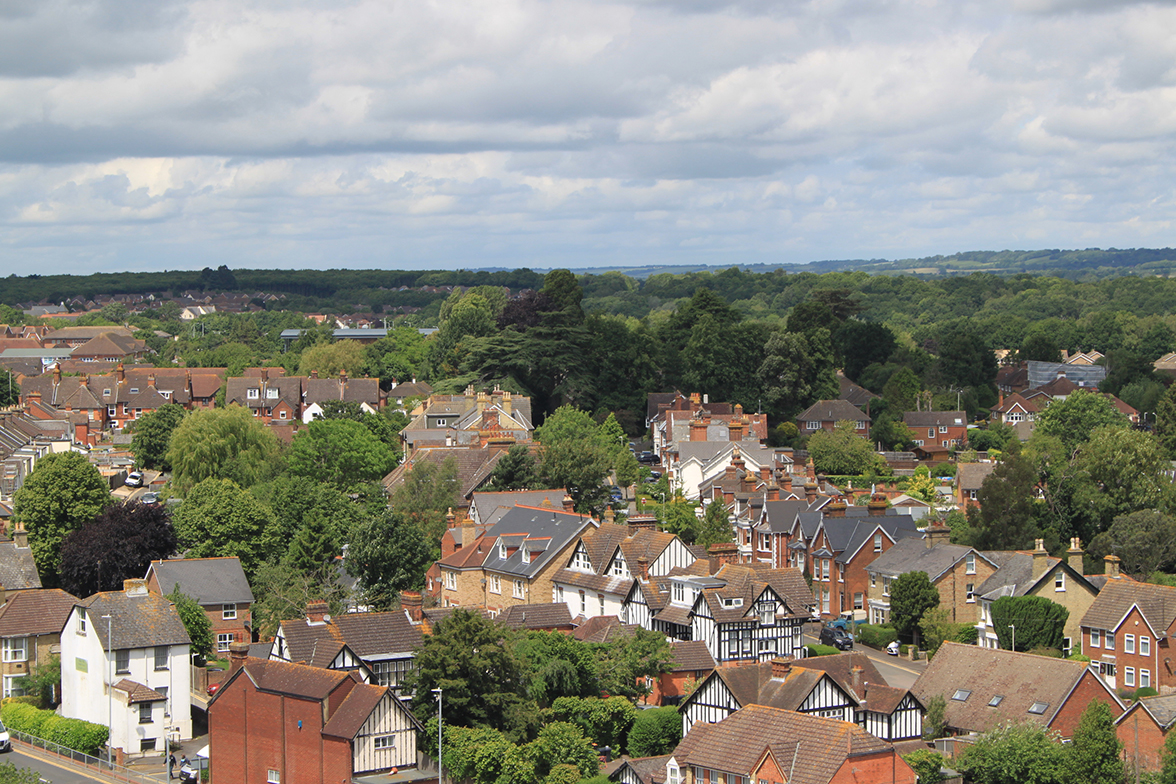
[479,506,599,579]
[280,328,389,340]
[903,411,966,428]
[470,490,569,526]
[146,558,254,606]
[0,349,74,359]
[823,514,921,565]
[0,542,42,591]
[1127,694,1176,730]
[1026,360,1106,388]
[866,537,988,580]
[796,399,870,423]
[78,588,191,651]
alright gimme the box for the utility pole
[102,613,113,768]
[433,687,443,784]
[1008,624,1015,652]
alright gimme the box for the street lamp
[101,613,113,768]
[1008,624,1015,652]
[432,688,443,784]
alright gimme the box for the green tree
[391,457,460,553]
[966,449,1040,550]
[526,722,599,780]
[1020,333,1062,363]
[1157,383,1176,459]
[0,761,47,784]
[594,627,674,700]
[696,501,734,549]
[172,478,275,578]
[835,320,897,382]
[286,418,397,491]
[957,722,1065,784]
[807,421,883,475]
[0,368,20,408]
[658,497,701,545]
[871,414,915,451]
[1074,426,1172,538]
[15,654,62,709]
[757,329,838,421]
[535,406,612,514]
[166,405,278,494]
[1034,389,1129,453]
[249,560,352,640]
[130,403,186,471]
[1061,700,1123,784]
[12,452,112,587]
[485,444,542,491]
[1088,510,1176,578]
[406,609,532,742]
[903,749,945,784]
[890,571,940,646]
[253,475,365,563]
[990,595,1069,652]
[598,413,628,453]
[626,706,682,757]
[514,633,600,706]
[918,607,956,657]
[345,509,433,610]
[283,516,339,581]
[1160,725,1176,784]
[883,366,922,414]
[968,423,1016,453]
[298,340,367,378]
[167,584,214,659]
[922,694,947,741]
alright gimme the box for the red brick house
[646,640,715,707]
[668,704,916,784]
[796,400,870,437]
[903,410,967,450]
[145,557,254,653]
[1079,568,1176,692]
[1116,693,1176,772]
[209,643,425,784]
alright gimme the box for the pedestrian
[180,754,190,770]
[168,753,177,779]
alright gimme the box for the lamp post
[1008,624,1015,652]
[101,613,113,768]
[432,688,443,784]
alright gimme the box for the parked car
[818,626,854,651]
[124,471,144,487]
[637,451,660,464]
[0,718,10,752]
[141,492,160,505]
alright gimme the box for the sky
[3,0,1176,276]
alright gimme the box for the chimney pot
[306,600,330,624]
[12,522,27,549]
[1068,537,1084,576]
[1032,539,1048,580]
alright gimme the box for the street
[801,629,925,691]
[4,748,104,784]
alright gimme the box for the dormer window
[673,583,685,604]
[102,389,111,396]
[160,391,171,399]
[874,533,883,552]
[722,598,743,608]
[522,548,531,565]
[247,389,259,399]
[267,388,279,399]
[571,547,591,571]
[499,542,508,560]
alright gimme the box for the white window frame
[1106,631,1115,651]
[874,533,883,552]
[2,674,26,698]
[268,771,281,784]
[489,575,501,595]
[1055,572,1065,591]
[1142,636,1151,657]
[1125,667,1136,688]
[1090,628,1101,648]
[1126,634,1135,654]
[247,388,259,399]
[444,571,456,591]
[1142,669,1152,689]
[667,763,680,784]
[374,734,395,750]
[222,604,237,620]
[513,580,524,599]
[216,634,233,652]
[806,420,819,430]
[2,637,27,663]
[966,583,975,603]
[139,702,153,724]
[965,553,976,574]
[266,387,279,399]
[498,542,508,561]
[155,645,170,669]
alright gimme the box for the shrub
[1135,687,1159,700]
[0,701,108,756]
[903,749,945,783]
[627,707,681,758]
[1068,653,1091,662]
[805,644,840,657]
[856,624,899,649]
[953,625,978,645]
[544,764,582,784]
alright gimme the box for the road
[801,630,925,691]
[5,748,105,784]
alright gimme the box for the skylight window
[1028,702,1049,715]
[988,696,1003,707]
[952,689,972,702]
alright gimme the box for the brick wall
[935,558,997,624]
[1118,707,1167,772]
[1050,670,1122,739]
[829,751,916,784]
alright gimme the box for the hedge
[805,644,840,657]
[1,700,108,756]
[856,624,898,649]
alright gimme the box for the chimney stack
[311,370,318,379]
[825,497,847,518]
[12,522,27,549]
[306,600,330,624]
[708,541,739,572]
[867,493,888,516]
[562,494,575,514]
[229,641,250,674]
[770,658,792,680]
[1032,539,1048,580]
[117,363,125,383]
[123,578,148,596]
[401,591,423,623]
[804,479,817,504]
[637,555,649,581]
[925,520,951,549]
[461,514,475,548]
[690,415,707,442]
[445,508,456,529]
[1068,538,1083,576]
[851,664,864,696]
[1105,554,1121,580]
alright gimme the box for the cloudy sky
[2,0,1176,275]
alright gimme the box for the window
[129,388,139,394]
[513,580,524,599]
[571,548,591,571]
[1028,702,1049,715]
[838,563,845,583]
[522,548,531,565]
[116,649,130,674]
[374,734,395,750]
[928,428,935,438]
[1100,661,1116,678]
[139,702,153,724]
[580,592,586,614]
[1106,632,1115,651]
[1126,667,1136,687]
[874,533,883,552]
[598,594,605,614]
[247,388,259,399]
[489,575,501,594]
[268,771,281,784]
[557,586,564,602]
[2,675,26,698]
[854,592,863,610]
[667,763,680,784]
[160,391,171,399]
[222,604,237,620]
[498,542,508,561]
[155,645,170,669]
[722,598,744,608]
[821,589,830,614]
[1142,637,1151,657]
[2,638,27,663]
[1055,572,1065,591]
[279,410,287,420]
[821,559,830,581]
[1090,629,1101,648]
[965,553,976,574]
[443,571,456,591]
[435,418,447,427]
[870,574,876,588]
[988,695,1004,707]
[77,610,86,635]
[806,420,820,430]
[107,406,116,417]
[140,739,156,752]
[1126,634,1135,654]
[216,634,233,652]
[266,388,279,399]
[939,425,948,434]
[103,389,111,396]
[883,577,891,596]
[1063,637,1072,656]
[952,689,971,702]
[673,583,685,604]
[371,660,414,688]
[760,533,770,551]
[1142,669,1152,689]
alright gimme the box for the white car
[125,471,144,487]
[0,717,11,751]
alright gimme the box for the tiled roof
[796,399,870,424]
[0,542,42,590]
[993,393,1039,414]
[79,588,191,650]
[673,704,892,784]
[572,615,639,643]
[0,588,79,638]
[910,642,1113,734]
[304,376,381,406]
[838,375,879,408]
[146,557,255,606]
[863,682,915,715]
[1080,578,1176,634]
[903,411,966,428]
[280,611,423,666]
[321,683,392,739]
[499,603,573,630]
[113,679,166,704]
[233,657,357,701]
[956,462,996,491]
[615,755,670,784]
[668,640,715,672]
[382,446,506,499]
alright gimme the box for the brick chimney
[781,473,793,496]
[562,494,575,514]
[53,365,61,384]
[1068,538,1083,576]
[760,465,771,483]
[867,493,888,515]
[339,369,347,382]
[804,479,817,504]
[925,520,951,549]
[708,542,739,572]
[116,363,125,383]
[690,415,707,442]
[825,497,847,518]
[741,470,757,493]
[1105,554,1121,580]
[401,591,423,623]
[1032,539,1049,580]
[306,600,330,624]
[445,508,456,529]
[311,370,318,379]
[637,555,650,581]
[229,640,250,674]
[12,521,27,549]
[766,479,780,502]
[628,514,657,533]
[770,658,791,680]
[461,514,474,549]
[851,664,863,696]
[689,392,702,411]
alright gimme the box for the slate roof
[1080,578,1176,634]
[1120,694,1176,730]
[866,538,992,581]
[479,506,598,579]
[910,641,1117,734]
[838,375,879,408]
[79,587,191,651]
[280,611,423,665]
[975,552,1070,600]
[471,490,569,526]
[903,411,966,428]
[304,376,382,407]
[499,603,573,630]
[758,499,818,534]
[672,704,892,784]
[0,588,79,638]
[0,541,42,591]
[812,513,921,565]
[796,400,870,424]
[146,557,254,606]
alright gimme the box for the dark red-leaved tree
[59,502,177,598]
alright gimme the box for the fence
[11,727,159,784]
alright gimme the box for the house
[144,557,255,653]
[910,641,1122,739]
[667,442,790,503]
[975,539,1102,655]
[69,332,149,364]
[399,386,534,453]
[210,643,424,783]
[865,526,1007,625]
[468,489,570,527]
[647,641,715,707]
[388,379,434,410]
[650,396,769,465]
[1116,693,1176,772]
[383,445,512,514]
[1079,564,1176,692]
[0,587,78,698]
[611,755,671,784]
[301,371,384,423]
[42,326,138,349]
[433,504,599,612]
[991,393,1040,439]
[0,525,42,590]
[269,601,423,693]
[680,654,923,742]
[499,602,575,632]
[796,400,870,436]
[903,411,967,450]
[955,462,995,509]
[60,579,192,756]
[839,373,880,411]
[224,370,305,424]
[668,704,917,784]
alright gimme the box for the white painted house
[60,579,192,756]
